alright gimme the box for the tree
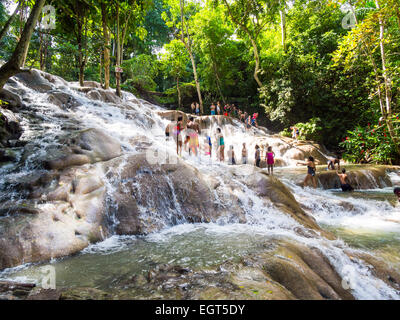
[0,1,21,43]
[0,0,46,89]
[333,0,400,155]
[100,0,111,89]
[113,0,149,97]
[162,0,204,113]
[218,0,280,88]
[160,39,189,108]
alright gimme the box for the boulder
[43,128,122,170]
[317,166,393,190]
[0,166,108,271]
[0,106,22,147]
[47,91,81,110]
[13,70,53,93]
[0,88,24,110]
[104,153,218,235]
[245,172,335,240]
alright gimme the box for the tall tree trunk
[222,0,263,88]
[179,0,203,114]
[177,78,181,109]
[187,48,203,114]
[375,0,400,154]
[101,1,110,89]
[210,46,226,104]
[99,49,103,87]
[0,2,20,43]
[249,37,263,88]
[115,2,121,97]
[0,0,46,89]
[280,10,287,53]
[39,29,44,70]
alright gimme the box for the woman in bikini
[297,156,318,188]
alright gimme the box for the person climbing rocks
[337,168,354,192]
[186,117,201,156]
[216,128,225,162]
[394,187,400,202]
[228,145,236,165]
[241,143,248,164]
[255,145,261,168]
[327,157,341,170]
[210,103,216,115]
[266,146,276,175]
[297,156,318,188]
[245,115,252,131]
[251,113,258,127]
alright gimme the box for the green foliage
[339,116,400,164]
[122,54,159,91]
[294,118,323,142]
[159,39,189,81]
[164,82,196,98]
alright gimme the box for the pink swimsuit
[267,152,274,165]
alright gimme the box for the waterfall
[1,70,399,300]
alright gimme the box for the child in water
[255,145,261,167]
[228,145,236,165]
[203,135,212,158]
[217,128,225,162]
[241,143,248,164]
[266,146,275,175]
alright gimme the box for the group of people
[296,156,354,192]
[191,101,260,129]
[165,117,276,173]
[165,114,360,193]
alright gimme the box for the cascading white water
[1,70,400,299]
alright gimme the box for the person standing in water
[241,143,248,164]
[266,146,276,175]
[228,145,236,165]
[210,103,216,115]
[297,156,318,188]
[191,102,196,115]
[216,128,225,162]
[255,145,261,168]
[195,103,200,116]
[217,102,221,115]
[173,116,184,156]
[337,168,354,192]
[186,117,201,156]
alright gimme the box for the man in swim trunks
[337,168,354,192]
